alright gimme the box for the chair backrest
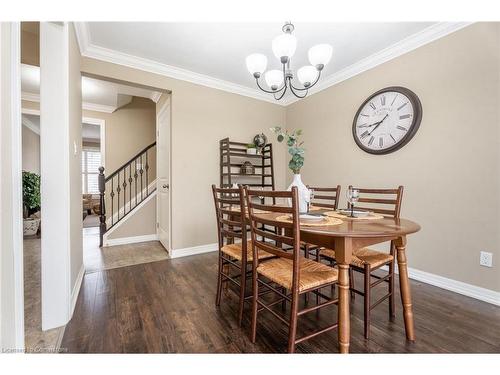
[348,185,404,218]
[245,187,301,282]
[307,185,341,210]
[211,185,247,250]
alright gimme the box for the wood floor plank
[61,252,500,353]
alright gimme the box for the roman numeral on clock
[370,102,376,110]
[379,137,383,147]
[360,130,369,139]
[397,102,408,111]
[397,125,407,131]
[381,95,386,106]
[368,136,374,146]
[399,114,411,120]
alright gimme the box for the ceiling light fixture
[246,22,332,100]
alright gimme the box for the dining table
[252,210,421,354]
[231,205,421,353]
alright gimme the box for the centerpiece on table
[270,126,310,213]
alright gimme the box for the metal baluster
[145,150,149,196]
[129,163,132,214]
[140,154,144,202]
[123,167,127,216]
[117,172,121,221]
[134,158,138,208]
[110,178,114,227]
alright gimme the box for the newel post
[98,166,106,247]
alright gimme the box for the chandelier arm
[274,83,288,100]
[289,83,308,99]
[289,69,322,91]
[255,77,286,94]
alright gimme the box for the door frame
[1,21,25,350]
[82,116,106,169]
[156,95,172,252]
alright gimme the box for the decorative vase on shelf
[287,174,310,214]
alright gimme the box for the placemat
[275,215,343,227]
[324,211,384,221]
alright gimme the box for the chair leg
[389,259,396,320]
[238,262,246,327]
[287,291,300,353]
[364,264,371,339]
[315,250,321,306]
[330,259,335,297]
[304,245,309,304]
[282,287,287,311]
[215,253,223,306]
[250,271,258,343]
[350,268,355,300]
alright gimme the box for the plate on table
[338,209,371,218]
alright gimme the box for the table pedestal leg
[337,263,350,353]
[395,237,415,341]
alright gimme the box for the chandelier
[245,22,332,100]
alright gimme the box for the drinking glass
[308,188,315,212]
[346,187,360,217]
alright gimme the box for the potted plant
[22,171,41,236]
[246,143,258,155]
[270,126,310,213]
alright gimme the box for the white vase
[287,174,310,214]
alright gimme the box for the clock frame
[352,86,423,155]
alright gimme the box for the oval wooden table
[234,207,420,353]
[296,216,421,353]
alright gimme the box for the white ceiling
[21,64,160,112]
[85,22,436,90]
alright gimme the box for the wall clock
[352,86,422,155]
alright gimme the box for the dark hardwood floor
[61,252,500,353]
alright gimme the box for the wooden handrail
[98,141,157,247]
[105,141,156,182]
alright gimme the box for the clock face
[352,87,422,154]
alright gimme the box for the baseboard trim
[378,264,500,306]
[170,242,218,259]
[104,234,158,247]
[405,267,500,306]
[70,265,85,317]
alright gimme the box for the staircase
[97,141,157,247]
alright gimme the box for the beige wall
[22,125,40,174]
[84,96,156,178]
[21,22,39,66]
[81,57,287,250]
[107,195,157,240]
[286,23,500,292]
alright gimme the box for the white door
[157,100,170,251]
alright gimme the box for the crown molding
[82,102,116,113]
[150,91,162,103]
[74,22,282,106]
[22,115,40,135]
[22,91,116,113]
[21,91,40,102]
[283,22,474,106]
[74,22,473,107]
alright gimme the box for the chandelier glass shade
[246,22,332,100]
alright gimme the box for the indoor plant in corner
[270,126,310,213]
[22,170,41,236]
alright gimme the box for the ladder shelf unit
[219,138,275,191]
